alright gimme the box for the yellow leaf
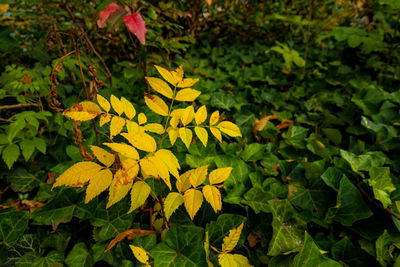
[181,105,195,126]
[103,142,139,160]
[100,113,112,127]
[126,121,140,134]
[177,78,199,88]
[209,167,232,185]
[218,253,253,267]
[110,95,124,116]
[176,169,194,193]
[140,157,158,178]
[217,121,242,137]
[155,65,179,85]
[144,94,169,116]
[144,123,165,134]
[121,132,157,152]
[210,127,222,142]
[172,65,184,84]
[195,126,208,147]
[149,156,171,189]
[110,116,126,139]
[155,149,180,179]
[179,127,192,149]
[190,165,208,188]
[128,181,151,213]
[129,245,149,264]
[195,105,207,125]
[175,88,201,102]
[107,177,133,208]
[0,4,10,14]
[138,113,147,125]
[166,127,179,145]
[222,222,244,252]
[97,94,110,112]
[183,189,203,220]
[209,111,219,126]
[121,159,140,179]
[170,109,184,125]
[63,101,102,121]
[202,185,222,213]
[121,97,136,120]
[145,77,173,99]
[53,162,103,188]
[85,168,113,203]
[164,192,184,221]
[89,145,115,167]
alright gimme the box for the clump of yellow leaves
[53,65,242,221]
[206,222,253,267]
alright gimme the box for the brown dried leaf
[105,229,157,252]
[252,114,278,140]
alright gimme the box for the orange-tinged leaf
[126,121,140,134]
[195,105,207,125]
[181,105,194,126]
[63,101,102,121]
[121,132,156,152]
[179,127,192,149]
[140,158,158,178]
[145,77,173,99]
[209,167,232,185]
[176,169,194,193]
[110,116,126,139]
[190,165,208,188]
[222,222,244,252]
[103,142,139,160]
[210,127,222,142]
[110,95,124,116]
[128,181,151,213]
[155,149,180,179]
[218,253,253,267]
[217,121,242,137]
[155,65,179,85]
[85,168,113,203]
[164,192,184,221]
[209,111,219,126]
[97,94,110,112]
[121,97,136,120]
[195,126,208,147]
[167,127,179,145]
[144,123,164,134]
[100,113,112,126]
[107,178,133,208]
[144,94,169,116]
[177,78,199,88]
[183,189,203,220]
[105,229,156,252]
[149,156,171,189]
[203,185,222,213]
[129,245,149,264]
[53,162,103,188]
[175,88,201,102]
[138,113,147,125]
[89,145,115,167]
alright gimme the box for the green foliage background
[1,0,400,266]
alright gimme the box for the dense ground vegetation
[1,0,400,266]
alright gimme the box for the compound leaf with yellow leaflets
[121,97,136,120]
[138,113,147,125]
[203,185,222,213]
[164,192,184,221]
[195,126,208,147]
[144,123,165,134]
[107,178,133,208]
[222,222,244,252]
[155,149,180,179]
[89,145,115,167]
[183,189,203,220]
[140,158,158,178]
[179,127,192,149]
[149,156,171,189]
[209,167,232,185]
[190,165,208,188]
[110,95,124,116]
[97,94,110,112]
[195,105,207,125]
[144,94,169,116]
[53,162,103,188]
[63,102,102,121]
[145,77,173,99]
[177,78,199,88]
[110,116,126,139]
[100,113,112,127]
[103,142,139,160]
[167,127,179,145]
[217,121,242,137]
[121,132,156,152]
[128,181,151,213]
[176,169,194,193]
[85,168,113,203]
[155,65,179,86]
[181,106,195,126]
[175,89,201,102]
[210,127,222,142]
[209,111,220,126]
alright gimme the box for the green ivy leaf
[65,242,93,267]
[2,143,20,169]
[0,208,29,247]
[368,167,395,208]
[7,168,41,192]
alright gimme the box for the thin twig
[0,103,38,110]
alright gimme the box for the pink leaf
[97,3,122,28]
[123,13,147,44]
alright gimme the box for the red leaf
[97,3,122,28]
[123,13,147,44]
